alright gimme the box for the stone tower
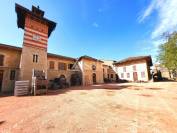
[15,4,56,82]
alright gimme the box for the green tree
[157,32,177,79]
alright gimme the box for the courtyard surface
[0,82,177,133]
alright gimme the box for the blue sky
[0,0,177,61]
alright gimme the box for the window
[68,64,74,69]
[92,65,96,70]
[108,74,109,79]
[123,67,126,72]
[121,73,124,78]
[58,62,67,70]
[133,65,136,71]
[111,74,114,79]
[10,70,15,80]
[0,55,4,66]
[141,72,145,78]
[33,54,38,63]
[32,34,40,41]
[49,61,55,69]
[127,73,130,78]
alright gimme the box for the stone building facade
[76,56,104,85]
[0,4,153,93]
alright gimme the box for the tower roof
[15,3,56,37]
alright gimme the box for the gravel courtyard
[0,82,177,133]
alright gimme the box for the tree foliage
[157,32,177,71]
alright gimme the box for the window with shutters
[33,54,38,63]
[49,61,55,69]
[0,55,4,66]
[68,64,74,69]
[58,62,67,70]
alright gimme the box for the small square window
[32,34,40,41]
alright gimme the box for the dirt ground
[0,82,177,133]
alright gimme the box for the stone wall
[79,59,104,85]
[47,56,76,85]
[0,48,21,92]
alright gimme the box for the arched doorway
[92,73,96,84]
[116,74,119,81]
[60,74,65,79]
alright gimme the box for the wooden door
[0,70,3,92]
[133,72,138,81]
[92,73,96,84]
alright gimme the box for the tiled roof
[0,43,22,51]
[0,43,75,61]
[79,55,104,63]
[15,3,56,37]
[114,55,153,66]
[47,53,76,61]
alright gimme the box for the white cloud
[92,22,99,28]
[138,0,157,23]
[139,0,177,39]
